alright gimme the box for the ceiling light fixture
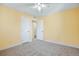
[33,3,46,11]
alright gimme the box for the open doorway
[32,18,44,40]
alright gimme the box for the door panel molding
[20,16,32,42]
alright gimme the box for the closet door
[36,20,44,40]
[21,16,32,42]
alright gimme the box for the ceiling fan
[33,3,46,11]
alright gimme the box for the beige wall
[42,7,79,46]
[0,5,33,49]
[0,4,79,49]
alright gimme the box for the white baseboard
[45,39,79,49]
[0,41,29,51]
[0,39,79,51]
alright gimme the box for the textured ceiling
[1,3,79,16]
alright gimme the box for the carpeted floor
[0,40,79,56]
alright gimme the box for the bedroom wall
[42,7,79,47]
[0,5,33,49]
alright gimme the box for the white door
[36,20,44,40]
[21,16,32,42]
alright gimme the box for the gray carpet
[0,40,79,56]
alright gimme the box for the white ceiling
[1,3,79,16]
